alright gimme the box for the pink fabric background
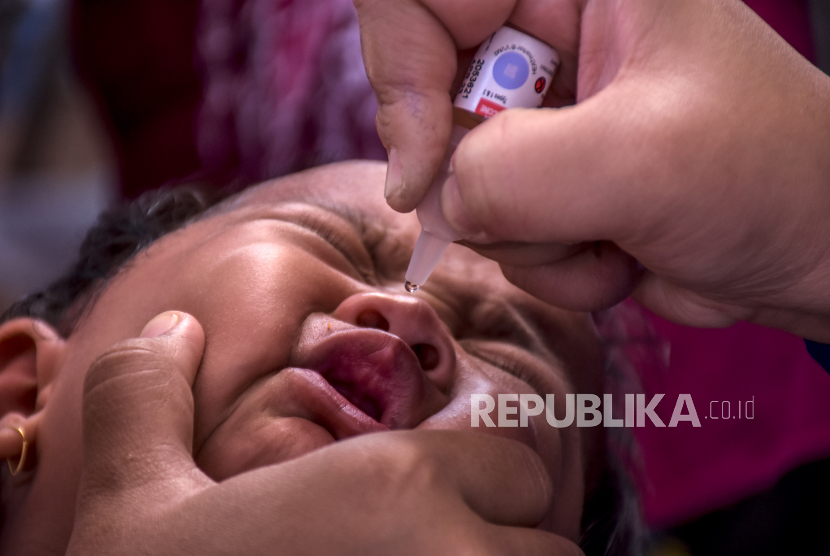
[196,0,385,186]
[633,318,830,527]
[632,0,826,528]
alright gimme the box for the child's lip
[291,326,447,430]
[273,367,389,439]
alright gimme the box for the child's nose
[332,292,456,393]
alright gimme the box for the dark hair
[0,184,646,555]
[0,186,232,337]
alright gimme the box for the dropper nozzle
[403,125,469,292]
[404,230,452,290]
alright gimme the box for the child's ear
[0,318,66,462]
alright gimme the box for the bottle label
[454,26,559,118]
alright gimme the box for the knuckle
[360,433,446,506]
[390,434,444,484]
[376,434,440,484]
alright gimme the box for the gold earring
[7,427,28,476]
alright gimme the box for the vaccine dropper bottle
[404,26,560,292]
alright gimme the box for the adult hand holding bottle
[355,0,830,343]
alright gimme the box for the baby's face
[42,161,603,539]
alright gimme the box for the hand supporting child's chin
[67,312,585,556]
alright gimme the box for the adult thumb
[441,95,647,247]
[79,311,208,500]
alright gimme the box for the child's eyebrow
[311,200,372,235]
[301,198,391,271]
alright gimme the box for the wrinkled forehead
[235,161,405,226]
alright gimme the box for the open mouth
[327,377,384,422]
[292,326,439,431]
[272,367,389,439]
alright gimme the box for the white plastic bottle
[404,26,560,292]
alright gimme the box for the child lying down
[0,161,640,555]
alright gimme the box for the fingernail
[140,311,180,338]
[385,149,402,200]
[440,174,483,239]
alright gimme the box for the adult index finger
[354,0,514,212]
[440,88,654,247]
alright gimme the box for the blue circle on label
[492,51,530,90]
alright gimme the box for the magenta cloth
[632,1,827,527]
[196,0,386,185]
[744,0,815,60]
[632,317,830,527]
[72,0,386,198]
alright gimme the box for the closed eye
[464,301,545,355]
[461,341,551,394]
[276,205,378,285]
